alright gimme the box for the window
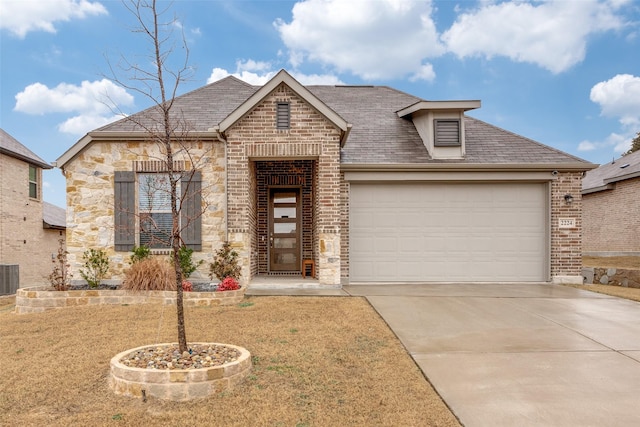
[28,165,38,199]
[276,102,290,130]
[138,173,180,248]
[434,119,461,147]
[114,171,202,252]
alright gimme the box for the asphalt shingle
[0,128,52,169]
[582,150,640,191]
[94,77,589,166]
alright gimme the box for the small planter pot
[109,343,252,401]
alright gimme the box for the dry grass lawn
[565,283,640,302]
[0,296,459,427]
[582,255,640,269]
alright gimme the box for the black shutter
[114,171,136,251]
[181,171,202,250]
[434,119,461,147]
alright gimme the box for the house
[0,129,66,293]
[55,70,594,287]
[582,150,640,255]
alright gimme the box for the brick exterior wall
[1,153,65,288]
[225,83,342,285]
[550,172,584,279]
[583,177,640,253]
[62,139,225,281]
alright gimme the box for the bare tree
[107,0,202,352]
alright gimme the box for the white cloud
[0,0,107,38]
[577,73,640,155]
[58,114,122,135]
[274,0,442,81]
[207,67,277,85]
[590,74,640,126]
[14,79,134,135]
[15,79,133,115]
[578,133,632,154]
[207,61,344,86]
[409,64,436,82]
[441,0,628,73]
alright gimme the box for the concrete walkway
[343,283,640,426]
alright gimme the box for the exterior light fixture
[564,194,574,204]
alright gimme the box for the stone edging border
[15,286,245,314]
[109,342,252,401]
[582,267,640,288]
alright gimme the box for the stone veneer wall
[62,139,225,281]
[583,177,640,253]
[550,172,584,280]
[225,83,342,286]
[1,153,65,288]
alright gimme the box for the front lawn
[0,296,459,427]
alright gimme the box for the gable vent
[276,102,290,130]
[434,119,461,147]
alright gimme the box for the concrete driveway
[343,283,640,426]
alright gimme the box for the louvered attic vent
[434,119,461,147]
[276,102,290,130]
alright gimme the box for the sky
[1,0,639,209]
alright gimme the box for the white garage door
[350,182,548,282]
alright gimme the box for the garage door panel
[350,183,547,282]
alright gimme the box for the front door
[269,188,301,272]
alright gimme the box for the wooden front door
[269,188,301,272]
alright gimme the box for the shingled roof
[62,73,592,168]
[582,149,640,193]
[43,201,66,229]
[0,128,51,169]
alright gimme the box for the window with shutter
[276,102,290,130]
[434,119,461,147]
[113,170,202,252]
[138,173,180,249]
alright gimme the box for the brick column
[550,172,583,284]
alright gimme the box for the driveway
[343,283,640,426]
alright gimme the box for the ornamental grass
[122,257,177,291]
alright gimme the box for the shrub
[130,245,151,264]
[122,257,176,291]
[217,277,239,292]
[209,242,241,281]
[79,248,109,288]
[48,239,71,291]
[177,246,203,279]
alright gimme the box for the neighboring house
[55,70,594,287]
[0,129,66,292]
[582,150,640,255]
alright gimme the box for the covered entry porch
[226,154,342,288]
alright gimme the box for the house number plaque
[558,218,576,229]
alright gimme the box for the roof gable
[217,70,350,138]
